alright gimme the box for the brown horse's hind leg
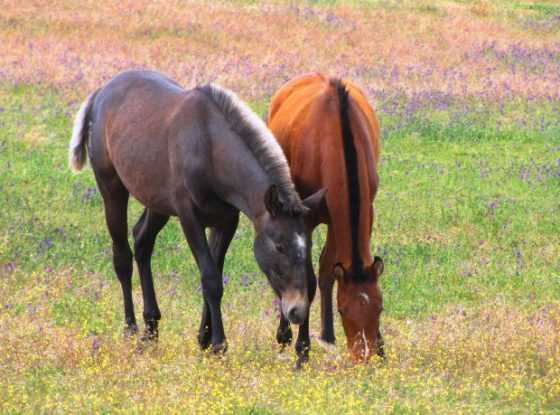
[377,330,386,359]
[95,172,137,336]
[133,209,169,341]
[198,212,239,349]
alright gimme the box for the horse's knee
[201,272,223,302]
[112,242,132,278]
[134,237,153,264]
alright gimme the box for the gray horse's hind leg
[95,171,137,336]
[132,208,169,341]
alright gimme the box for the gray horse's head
[254,185,325,325]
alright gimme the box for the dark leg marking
[96,173,137,336]
[133,209,169,341]
[295,239,317,369]
[197,212,239,350]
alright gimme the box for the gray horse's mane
[198,83,305,215]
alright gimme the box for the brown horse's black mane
[333,79,366,281]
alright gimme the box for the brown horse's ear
[371,256,384,280]
[334,263,345,281]
[302,188,327,217]
[264,185,284,217]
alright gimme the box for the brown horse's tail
[68,90,97,172]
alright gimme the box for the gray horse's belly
[109,133,178,216]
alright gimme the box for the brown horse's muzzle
[347,330,382,363]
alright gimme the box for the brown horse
[268,73,384,362]
[69,70,325,363]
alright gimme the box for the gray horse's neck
[211,132,271,223]
[226,161,270,222]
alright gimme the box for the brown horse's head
[335,256,384,362]
[254,185,326,325]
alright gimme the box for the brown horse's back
[268,73,381,269]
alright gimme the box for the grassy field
[1,1,560,413]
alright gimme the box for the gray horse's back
[88,70,202,215]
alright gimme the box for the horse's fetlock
[295,339,310,355]
[276,325,293,345]
[144,310,161,322]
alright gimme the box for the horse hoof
[377,349,387,362]
[316,338,337,353]
[294,355,308,371]
[123,324,139,338]
[139,328,158,343]
[136,334,157,354]
[276,327,293,346]
[294,348,309,370]
[210,341,228,355]
[198,332,211,350]
[319,334,336,345]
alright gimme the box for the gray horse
[69,70,325,364]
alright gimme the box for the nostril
[287,305,305,325]
[288,307,298,321]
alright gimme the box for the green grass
[1,83,558,315]
[1,83,559,413]
[514,2,560,16]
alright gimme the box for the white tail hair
[69,93,94,172]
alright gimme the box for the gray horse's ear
[264,185,283,217]
[302,188,327,216]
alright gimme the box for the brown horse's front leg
[318,271,336,344]
[376,329,386,359]
[318,236,336,345]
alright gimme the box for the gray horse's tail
[69,91,97,172]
